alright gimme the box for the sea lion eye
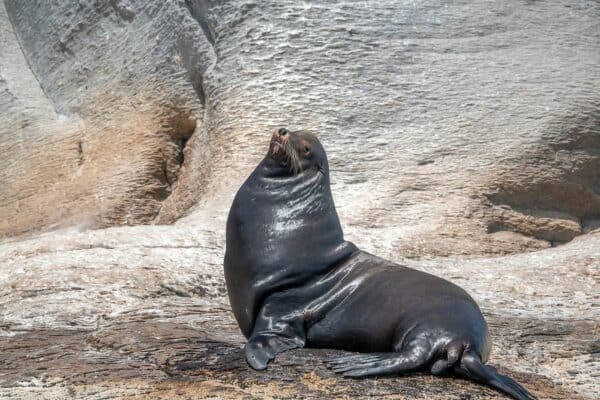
[304,145,310,153]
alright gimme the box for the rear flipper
[454,350,537,400]
[326,339,536,400]
[326,344,429,377]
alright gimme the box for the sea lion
[224,128,536,400]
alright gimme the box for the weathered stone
[0,0,598,399]
[0,0,215,237]
[0,226,597,399]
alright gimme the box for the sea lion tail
[453,350,537,400]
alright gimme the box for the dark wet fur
[453,351,536,400]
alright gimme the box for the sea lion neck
[254,158,328,203]
[259,154,327,179]
[237,160,341,242]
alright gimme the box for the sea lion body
[224,129,535,400]
[304,251,490,357]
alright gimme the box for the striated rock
[484,102,600,246]
[0,0,599,399]
[0,0,215,237]
[0,0,598,256]
[0,226,597,399]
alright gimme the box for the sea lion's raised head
[266,128,326,176]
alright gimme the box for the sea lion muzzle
[269,127,290,160]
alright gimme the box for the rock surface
[1,0,214,236]
[0,226,598,399]
[0,0,599,399]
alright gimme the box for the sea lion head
[265,128,327,176]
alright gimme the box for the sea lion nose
[278,127,288,137]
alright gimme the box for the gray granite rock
[0,1,598,399]
[0,225,597,399]
[1,1,598,252]
[1,0,214,236]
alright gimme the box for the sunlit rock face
[185,1,600,258]
[1,1,598,253]
[0,1,598,399]
[0,0,215,237]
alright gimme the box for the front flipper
[245,293,306,370]
[245,331,305,370]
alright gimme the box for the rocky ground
[1,1,598,399]
[0,224,598,399]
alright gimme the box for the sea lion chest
[224,168,355,337]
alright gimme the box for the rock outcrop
[0,226,597,399]
[0,1,598,399]
[1,0,215,237]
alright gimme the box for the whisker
[285,139,302,175]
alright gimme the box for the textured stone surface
[0,226,598,399]
[1,0,598,252]
[1,0,214,237]
[0,0,599,399]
